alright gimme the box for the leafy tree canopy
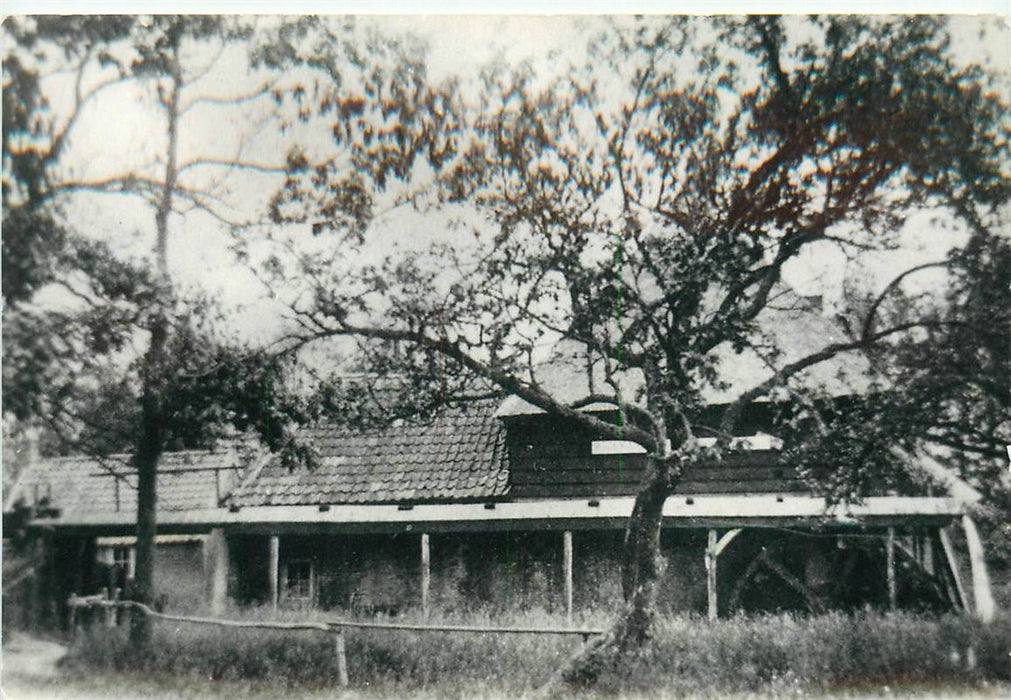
[258,15,1009,660]
[268,15,1007,483]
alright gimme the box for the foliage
[886,233,1010,497]
[270,14,1009,495]
[261,15,1010,654]
[0,236,296,456]
[4,12,1008,675]
[2,15,292,628]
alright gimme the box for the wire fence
[67,592,605,687]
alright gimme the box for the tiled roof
[5,448,249,517]
[228,401,509,507]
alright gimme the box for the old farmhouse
[5,399,995,627]
[4,296,998,627]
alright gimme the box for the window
[113,546,131,571]
[696,433,783,450]
[591,440,648,455]
[283,559,315,602]
[97,545,134,591]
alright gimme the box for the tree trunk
[130,26,181,647]
[129,315,167,646]
[619,463,669,644]
[550,454,673,690]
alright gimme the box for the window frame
[281,558,316,604]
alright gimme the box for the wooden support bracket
[726,544,825,615]
[962,515,997,623]
[938,526,970,612]
[713,528,743,558]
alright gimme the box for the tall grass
[592,611,1011,696]
[62,607,1011,697]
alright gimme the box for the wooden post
[29,532,41,634]
[420,533,430,618]
[102,587,111,627]
[268,535,280,611]
[334,629,349,687]
[921,530,935,575]
[962,515,997,623]
[68,593,77,638]
[563,530,573,624]
[207,528,229,615]
[215,468,225,505]
[127,546,137,581]
[886,527,897,610]
[112,587,121,627]
[706,529,718,621]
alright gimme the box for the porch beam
[36,494,964,535]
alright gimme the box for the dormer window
[591,440,648,455]
[696,433,784,451]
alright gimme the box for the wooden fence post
[334,629,349,687]
[112,587,122,627]
[68,593,78,638]
[102,587,112,627]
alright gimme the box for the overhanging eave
[29,495,964,536]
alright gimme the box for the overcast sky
[12,12,1010,345]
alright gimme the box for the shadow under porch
[221,524,962,619]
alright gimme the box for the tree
[2,14,463,641]
[264,15,1009,683]
[1,15,294,642]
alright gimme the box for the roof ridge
[306,399,499,433]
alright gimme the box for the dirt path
[3,633,69,680]
[3,632,72,700]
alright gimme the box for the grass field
[5,671,1011,700]
[6,608,1009,699]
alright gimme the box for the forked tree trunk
[550,454,675,690]
[618,467,670,644]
